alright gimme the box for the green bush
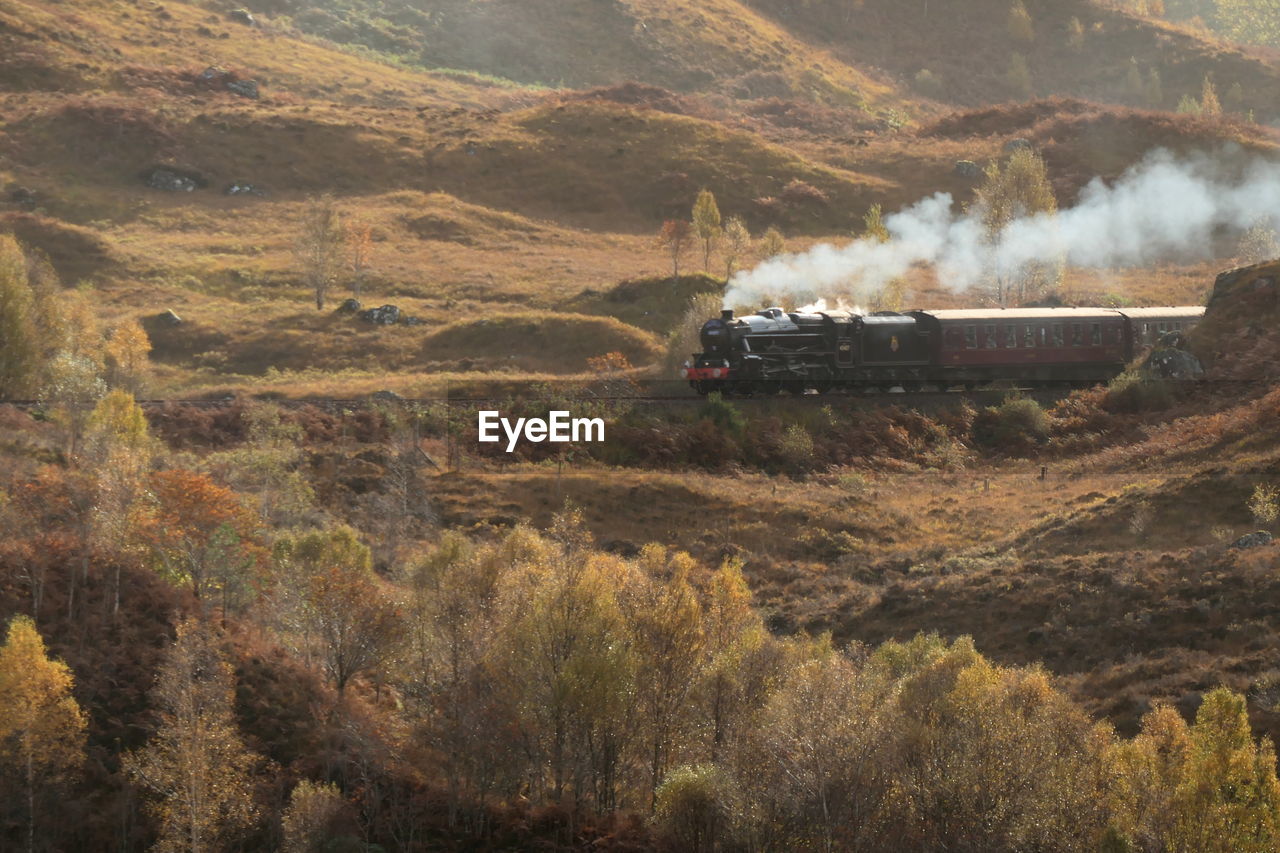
[699,391,745,436]
[1103,369,1171,413]
[972,396,1049,451]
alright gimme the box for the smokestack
[721,309,734,321]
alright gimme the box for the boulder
[144,168,200,192]
[228,8,256,25]
[1231,530,1273,549]
[952,160,981,178]
[400,316,424,326]
[1003,138,1033,154]
[1143,346,1204,380]
[226,79,259,99]
[154,309,183,327]
[334,298,362,314]
[370,389,404,404]
[225,182,265,196]
[358,304,400,325]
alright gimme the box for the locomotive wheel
[785,381,806,397]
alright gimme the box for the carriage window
[1091,323,1102,345]
[1005,325,1017,348]
[964,325,977,349]
[984,325,997,348]
[1052,324,1064,347]
[1142,322,1150,342]
[1071,324,1083,346]
[1024,325,1035,347]
[1039,326,1048,347]
[1174,322,1182,331]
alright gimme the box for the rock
[198,66,259,99]
[400,316,424,326]
[1231,530,1273,549]
[952,160,981,178]
[1003,138,1033,154]
[154,309,183,327]
[358,304,401,325]
[225,182,264,196]
[144,167,200,192]
[370,389,404,403]
[1143,346,1204,380]
[225,78,259,99]
[334,298,362,314]
[228,8,255,25]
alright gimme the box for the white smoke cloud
[724,147,1280,309]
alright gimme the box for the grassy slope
[1,0,1279,396]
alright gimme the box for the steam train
[683,305,1205,395]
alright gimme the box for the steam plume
[724,148,1280,309]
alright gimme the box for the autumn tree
[347,219,373,300]
[83,390,156,616]
[406,531,516,823]
[281,780,345,853]
[722,216,751,281]
[104,318,153,395]
[125,617,259,853]
[144,470,263,614]
[862,203,889,243]
[659,219,693,281]
[760,225,786,259]
[0,616,86,853]
[493,529,636,807]
[692,189,722,275]
[275,526,401,696]
[625,546,705,804]
[0,235,40,400]
[207,403,316,528]
[1169,688,1280,851]
[698,561,765,761]
[40,350,105,458]
[296,193,345,310]
[974,147,1059,304]
[1008,0,1034,42]
[1201,73,1222,117]
[1214,0,1280,48]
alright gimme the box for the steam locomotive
[683,305,1205,395]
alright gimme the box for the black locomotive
[684,305,1204,395]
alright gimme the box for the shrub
[779,179,829,207]
[972,396,1049,451]
[1248,483,1279,527]
[699,392,745,436]
[1103,369,1172,413]
[654,765,737,852]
